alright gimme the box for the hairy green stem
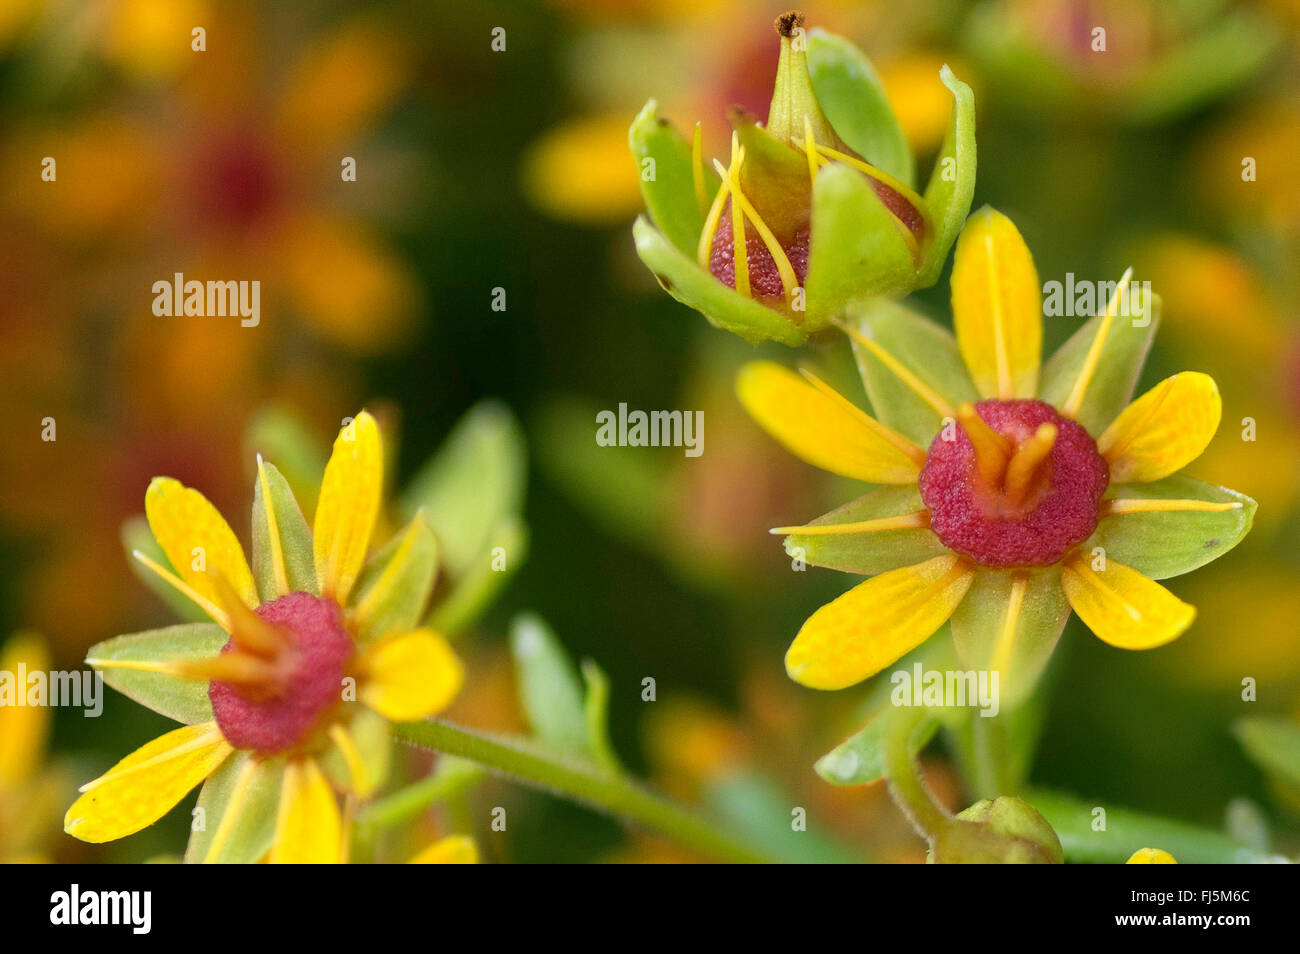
[393,718,771,863]
[883,708,951,840]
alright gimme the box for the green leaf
[628,100,712,255]
[916,65,976,288]
[807,28,914,187]
[351,511,438,642]
[184,751,284,864]
[509,613,588,754]
[805,163,918,325]
[949,567,1070,710]
[1038,286,1159,436]
[86,624,228,724]
[243,406,328,513]
[784,485,946,575]
[1234,717,1300,790]
[1027,788,1275,864]
[1091,475,1256,581]
[121,516,207,623]
[427,514,527,637]
[251,458,318,601]
[632,216,806,346]
[581,659,620,772]
[402,399,526,580]
[816,707,939,786]
[846,297,979,446]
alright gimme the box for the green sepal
[184,751,284,864]
[87,624,228,725]
[784,485,945,575]
[633,216,806,346]
[815,707,940,786]
[807,27,914,188]
[251,458,318,601]
[1090,475,1256,580]
[402,399,526,580]
[1234,717,1300,790]
[351,511,438,643]
[628,100,711,255]
[916,66,976,288]
[805,163,917,326]
[121,516,207,624]
[319,706,393,796]
[509,613,589,755]
[949,567,1070,710]
[846,297,978,445]
[1038,287,1159,436]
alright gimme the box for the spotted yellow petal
[1061,555,1195,650]
[269,757,341,864]
[950,207,1042,399]
[1126,848,1177,864]
[785,554,974,689]
[736,361,924,484]
[1097,372,1222,483]
[145,477,258,612]
[0,632,51,787]
[409,835,479,864]
[360,629,464,721]
[314,411,383,604]
[64,722,232,843]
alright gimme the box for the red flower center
[919,399,1109,567]
[210,592,352,753]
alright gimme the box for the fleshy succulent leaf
[916,66,976,288]
[86,624,228,725]
[783,485,946,575]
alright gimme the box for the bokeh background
[1,0,1298,862]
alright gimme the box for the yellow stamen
[836,321,956,419]
[328,723,371,798]
[1003,423,1058,505]
[770,511,930,535]
[1061,268,1135,419]
[1100,498,1243,517]
[798,368,928,466]
[697,179,731,267]
[213,573,287,658]
[339,793,355,864]
[990,574,1028,675]
[169,653,284,689]
[202,757,259,863]
[132,550,231,632]
[725,141,751,298]
[691,122,707,218]
[957,403,1012,487]
[256,455,290,599]
[812,143,927,212]
[713,156,798,298]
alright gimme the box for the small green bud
[928,796,1064,864]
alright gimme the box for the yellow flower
[1126,847,1177,864]
[739,207,1255,703]
[408,835,479,864]
[65,411,464,863]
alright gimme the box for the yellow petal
[736,361,924,484]
[409,835,479,864]
[1126,848,1177,864]
[1098,372,1222,483]
[65,722,232,843]
[950,207,1042,399]
[360,629,464,721]
[786,555,974,689]
[270,758,342,864]
[314,411,383,604]
[1061,556,1195,650]
[145,477,258,612]
[0,632,51,787]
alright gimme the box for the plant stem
[393,718,772,863]
[882,707,951,840]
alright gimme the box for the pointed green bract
[510,613,589,755]
[1092,476,1257,580]
[1039,287,1160,435]
[806,164,916,325]
[251,458,318,601]
[783,485,945,576]
[916,66,976,287]
[816,708,939,786]
[847,298,979,446]
[184,751,284,864]
[87,624,229,725]
[403,399,526,580]
[352,511,438,642]
[628,100,710,255]
[632,216,806,346]
[949,568,1070,710]
[807,28,914,187]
